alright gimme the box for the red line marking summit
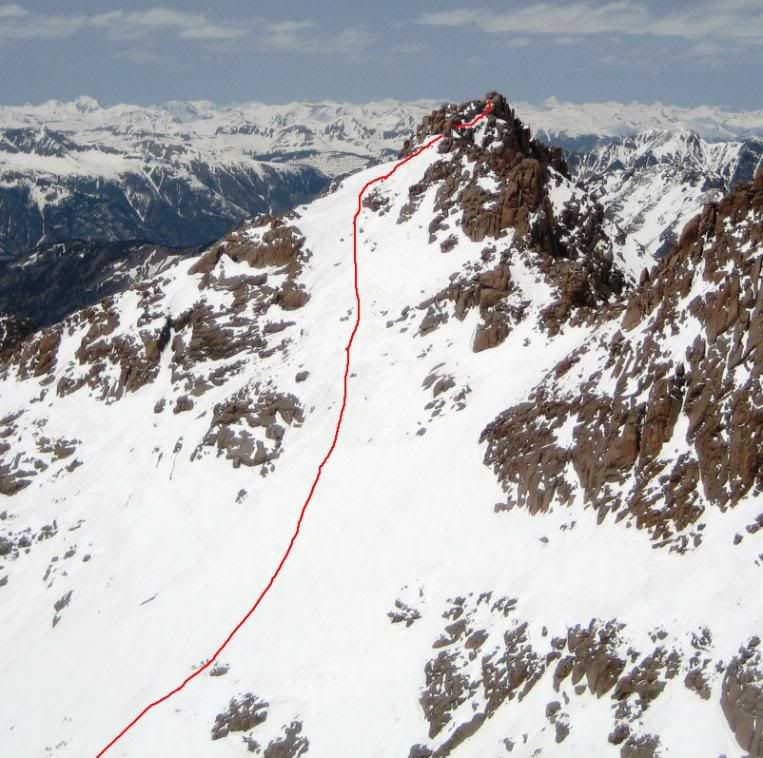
[95,105,489,757]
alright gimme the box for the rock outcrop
[481,169,763,549]
[398,591,712,757]
[722,637,763,756]
[399,93,624,352]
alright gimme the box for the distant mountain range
[0,97,435,258]
[522,96,763,148]
[574,128,763,275]
[1,97,763,262]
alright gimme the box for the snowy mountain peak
[162,99,218,123]
[523,97,763,143]
[399,93,626,312]
[0,97,438,258]
[577,128,741,177]
[2,94,763,757]
[571,127,763,274]
[72,95,103,113]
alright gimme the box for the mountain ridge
[0,93,762,756]
[2,95,762,263]
[6,95,763,141]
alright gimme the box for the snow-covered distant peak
[0,98,438,258]
[520,96,763,143]
[72,95,103,113]
[4,95,763,144]
[571,126,763,274]
[576,128,750,179]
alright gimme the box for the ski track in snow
[94,107,490,758]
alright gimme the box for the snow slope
[575,129,763,275]
[0,95,761,757]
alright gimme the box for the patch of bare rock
[393,589,758,756]
[212,691,309,755]
[481,168,763,551]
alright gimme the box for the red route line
[95,104,490,757]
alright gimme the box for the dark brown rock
[684,668,711,700]
[263,721,309,758]
[481,167,763,548]
[211,693,268,740]
[721,639,763,756]
[620,733,661,757]
[420,651,473,738]
[199,388,303,470]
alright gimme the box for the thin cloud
[418,1,763,41]
[0,6,372,59]
[333,27,374,56]
[0,3,27,17]
[112,48,162,65]
[0,5,246,41]
[261,19,374,58]
[595,49,657,69]
[267,20,314,34]
[261,20,316,51]
[389,42,427,55]
[680,38,758,67]
[417,4,649,35]
[0,9,86,39]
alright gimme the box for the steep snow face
[0,99,760,758]
[574,129,763,278]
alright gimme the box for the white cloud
[389,42,427,55]
[595,49,656,69]
[0,14,86,39]
[333,27,374,56]
[261,19,374,58]
[0,6,372,61]
[419,9,482,27]
[0,5,245,41]
[100,8,246,41]
[261,20,315,51]
[0,4,27,17]
[0,6,373,59]
[178,25,246,41]
[418,1,763,41]
[267,20,314,35]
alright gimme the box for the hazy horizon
[2,93,761,114]
[0,1,760,110]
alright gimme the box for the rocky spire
[401,92,624,338]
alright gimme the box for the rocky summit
[1,93,762,757]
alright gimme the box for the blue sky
[0,1,760,108]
